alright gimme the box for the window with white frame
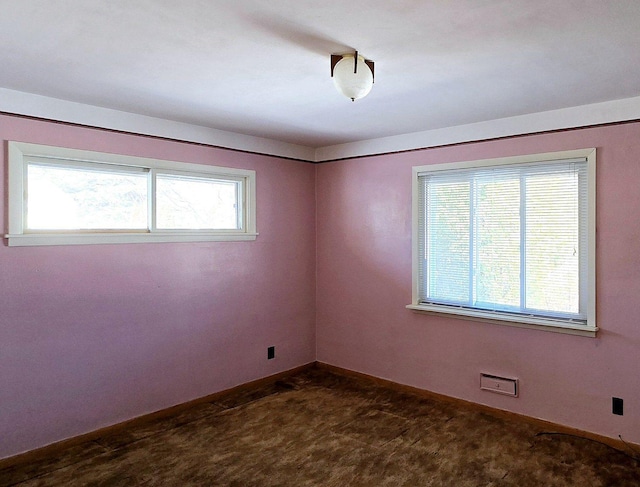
[407,149,596,337]
[6,141,257,246]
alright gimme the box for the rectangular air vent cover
[480,373,518,397]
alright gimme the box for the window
[6,141,257,246]
[407,149,596,337]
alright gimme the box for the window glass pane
[525,171,580,314]
[474,175,520,309]
[427,180,470,303]
[27,163,148,230]
[156,174,240,230]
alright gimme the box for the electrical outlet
[267,346,275,360]
[613,397,623,415]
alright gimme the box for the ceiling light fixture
[330,51,374,102]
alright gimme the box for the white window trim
[6,141,258,246]
[407,148,597,338]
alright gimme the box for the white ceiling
[2,1,640,161]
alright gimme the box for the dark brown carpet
[2,367,639,486]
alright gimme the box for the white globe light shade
[332,54,374,101]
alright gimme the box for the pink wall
[3,113,639,460]
[316,122,640,444]
[0,114,316,459]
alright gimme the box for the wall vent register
[480,373,518,397]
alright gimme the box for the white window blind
[417,157,591,327]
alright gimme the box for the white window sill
[5,232,259,247]
[406,304,598,338]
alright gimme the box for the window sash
[26,160,150,232]
[154,172,244,231]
